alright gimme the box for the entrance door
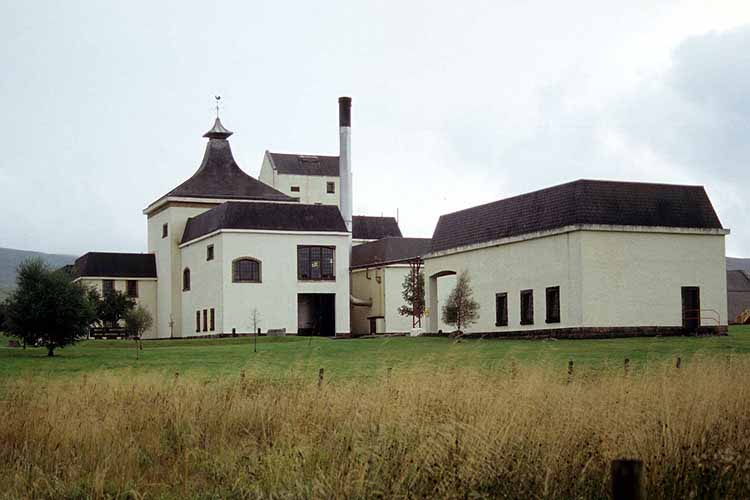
[681,287,701,331]
[297,294,336,336]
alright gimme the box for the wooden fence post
[567,360,574,384]
[611,459,643,500]
[318,368,325,388]
[624,358,630,376]
[675,357,681,369]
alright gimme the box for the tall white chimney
[338,96,353,234]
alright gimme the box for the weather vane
[215,95,221,118]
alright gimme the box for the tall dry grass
[1,358,750,499]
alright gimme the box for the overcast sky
[1,0,749,257]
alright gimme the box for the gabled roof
[267,151,340,177]
[74,252,157,278]
[728,270,750,292]
[351,237,432,269]
[728,270,750,323]
[149,119,294,208]
[181,202,347,244]
[352,215,402,240]
[431,179,724,253]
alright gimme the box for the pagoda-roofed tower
[144,116,295,338]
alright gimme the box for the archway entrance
[427,270,457,332]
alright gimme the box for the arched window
[232,258,261,283]
[183,268,191,291]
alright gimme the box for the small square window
[207,244,214,261]
[326,182,335,194]
[162,223,168,238]
[291,186,300,193]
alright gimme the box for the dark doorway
[298,294,336,336]
[682,287,701,331]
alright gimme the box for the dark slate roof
[352,215,403,240]
[431,179,724,253]
[181,202,347,244]
[351,237,432,268]
[267,152,340,176]
[74,252,157,278]
[152,122,294,206]
[728,270,750,323]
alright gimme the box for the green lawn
[2,325,749,381]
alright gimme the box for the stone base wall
[423,325,728,340]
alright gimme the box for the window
[232,258,261,283]
[297,246,335,281]
[162,223,168,238]
[546,286,560,324]
[202,309,208,332]
[126,280,138,298]
[326,182,335,194]
[291,186,300,192]
[207,244,214,261]
[196,311,200,332]
[210,308,215,331]
[520,289,534,325]
[183,268,191,291]
[495,293,508,326]
[102,280,114,295]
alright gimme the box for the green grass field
[2,325,749,381]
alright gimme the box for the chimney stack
[338,97,353,234]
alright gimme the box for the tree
[124,306,153,358]
[95,289,136,329]
[5,258,97,356]
[397,267,425,326]
[0,300,7,332]
[441,270,480,332]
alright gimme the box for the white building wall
[424,227,727,333]
[258,154,340,206]
[424,231,581,333]
[179,230,351,335]
[383,266,417,333]
[77,277,158,339]
[146,203,216,338]
[579,230,728,327]
[179,233,223,336]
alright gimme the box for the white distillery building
[424,180,729,337]
[70,96,730,339]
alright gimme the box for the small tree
[5,258,97,356]
[124,306,153,358]
[397,268,425,326]
[441,270,480,332]
[96,289,136,329]
[250,308,261,353]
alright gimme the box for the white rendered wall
[77,277,158,338]
[424,231,583,333]
[180,230,351,336]
[179,233,223,336]
[424,228,727,333]
[579,231,728,327]
[147,203,216,338]
[258,153,340,206]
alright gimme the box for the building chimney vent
[339,96,352,127]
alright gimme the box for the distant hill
[0,247,76,298]
[727,257,750,272]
